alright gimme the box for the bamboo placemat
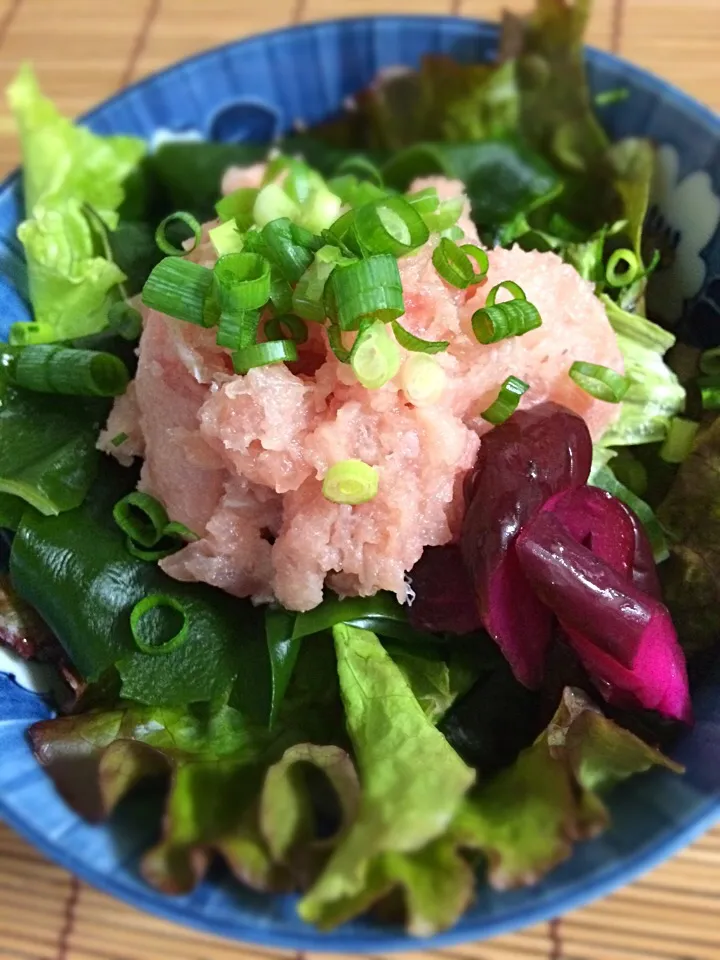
[0,1,719,958]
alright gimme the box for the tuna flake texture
[99,175,623,612]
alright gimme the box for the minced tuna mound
[100,174,623,612]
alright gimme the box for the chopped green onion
[111,432,129,447]
[595,88,629,106]
[8,321,56,346]
[391,320,449,354]
[113,492,169,548]
[142,257,214,326]
[485,281,524,307]
[261,218,316,283]
[327,324,351,363]
[699,346,720,376]
[432,238,487,289]
[164,520,200,542]
[460,244,489,280]
[569,361,630,403]
[471,283,541,344]
[213,252,271,312]
[127,519,199,561]
[233,339,298,374]
[209,220,243,257]
[11,344,129,397]
[107,301,142,341]
[336,156,384,186]
[262,154,294,185]
[330,255,404,331]
[440,224,464,242]
[322,459,379,505]
[265,314,308,344]
[605,248,640,288]
[130,595,189,656]
[254,183,300,228]
[610,450,648,497]
[350,319,401,389]
[215,186,259,229]
[325,209,363,256]
[299,183,343,234]
[269,268,294,315]
[353,196,430,257]
[216,310,261,349]
[423,196,464,233]
[481,376,530,424]
[659,416,699,463]
[328,175,387,209]
[406,187,439,217]
[698,374,720,410]
[400,354,447,406]
[126,539,182,562]
[293,245,349,323]
[155,211,202,256]
[283,160,315,205]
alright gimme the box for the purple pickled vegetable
[540,487,635,580]
[408,545,482,635]
[460,402,593,687]
[516,510,692,723]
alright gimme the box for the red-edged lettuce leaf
[29,640,346,895]
[0,572,55,661]
[453,687,681,890]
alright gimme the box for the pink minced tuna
[98,173,624,612]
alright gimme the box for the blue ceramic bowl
[1,15,720,952]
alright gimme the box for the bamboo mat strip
[0,1,719,959]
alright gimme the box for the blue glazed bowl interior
[1,15,720,952]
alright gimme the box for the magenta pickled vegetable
[460,402,593,686]
[516,509,692,722]
[408,544,482,635]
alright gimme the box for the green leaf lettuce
[299,624,475,932]
[453,687,681,890]
[8,64,145,341]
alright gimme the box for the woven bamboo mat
[0,1,719,958]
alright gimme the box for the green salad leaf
[299,625,474,931]
[8,64,145,342]
[385,645,455,723]
[453,687,681,890]
[0,387,108,515]
[600,296,685,447]
[260,743,360,884]
[29,702,287,893]
[264,592,443,723]
[657,417,720,656]
[28,638,347,895]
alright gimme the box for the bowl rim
[1,13,719,952]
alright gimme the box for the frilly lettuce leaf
[453,687,681,890]
[600,295,685,447]
[29,702,288,893]
[16,205,127,342]
[657,417,720,656]
[298,624,475,932]
[28,640,345,895]
[260,743,360,885]
[7,64,145,342]
[8,64,144,226]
